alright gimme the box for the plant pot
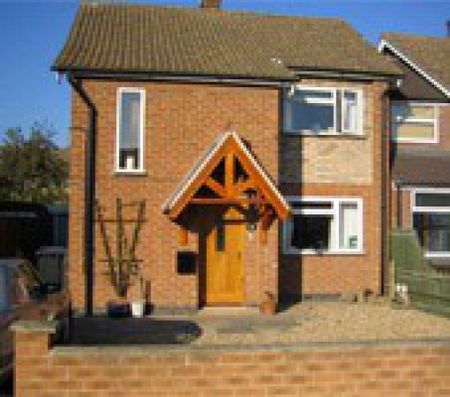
[130,300,146,318]
[259,299,276,315]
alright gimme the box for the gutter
[67,74,96,317]
[51,68,294,87]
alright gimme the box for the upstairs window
[116,88,145,172]
[284,86,363,135]
[392,101,438,143]
[284,197,363,254]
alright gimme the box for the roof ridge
[382,32,450,42]
[80,2,349,24]
[79,3,348,24]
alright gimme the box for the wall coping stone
[50,337,450,356]
[10,319,58,334]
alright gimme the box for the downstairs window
[412,190,450,257]
[284,197,363,254]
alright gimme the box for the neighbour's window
[284,198,363,254]
[392,102,438,143]
[284,86,363,135]
[117,88,145,172]
[413,190,450,257]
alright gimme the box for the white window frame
[411,187,450,258]
[392,101,439,144]
[283,196,364,255]
[116,87,146,173]
[284,85,364,136]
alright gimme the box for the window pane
[291,201,333,210]
[342,91,358,133]
[339,203,359,249]
[409,105,435,119]
[414,213,450,253]
[296,90,333,102]
[290,214,333,250]
[393,122,434,140]
[119,92,142,170]
[416,193,450,207]
[288,101,334,133]
[393,103,434,121]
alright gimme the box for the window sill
[283,130,365,139]
[113,170,148,177]
[393,139,438,144]
[283,249,365,256]
[424,252,450,258]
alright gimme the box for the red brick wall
[69,81,280,312]
[69,78,388,311]
[280,184,381,298]
[391,186,413,230]
[279,81,388,299]
[14,327,450,397]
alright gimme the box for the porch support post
[179,226,189,246]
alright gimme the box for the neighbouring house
[53,0,401,314]
[379,31,450,268]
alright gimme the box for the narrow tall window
[117,88,145,172]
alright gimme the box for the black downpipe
[68,75,96,317]
[380,88,389,297]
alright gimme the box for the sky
[0,0,448,148]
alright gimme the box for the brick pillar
[11,321,57,397]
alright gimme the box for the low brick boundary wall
[12,321,450,397]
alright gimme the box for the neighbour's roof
[387,51,448,101]
[381,33,450,96]
[53,3,400,80]
[393,149,450,186]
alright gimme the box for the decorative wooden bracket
[163,132,290,222]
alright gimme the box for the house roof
[162,131,290,219]
[385,50,448,101]
[381,33,450,98]
[53,3,400,81]
[393,149,450,187]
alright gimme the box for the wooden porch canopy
[162,131,290,221]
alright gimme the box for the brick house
[379,32,450,268]
[53,0,401,314]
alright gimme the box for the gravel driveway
[68,301,450,346]
[188,301,450,345]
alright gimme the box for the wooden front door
[206,207,244,305]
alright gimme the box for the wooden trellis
[95,198,146,297]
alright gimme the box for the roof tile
[53,4,400,79]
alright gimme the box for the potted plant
[130,274,146,318]
[260,291,276,315]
